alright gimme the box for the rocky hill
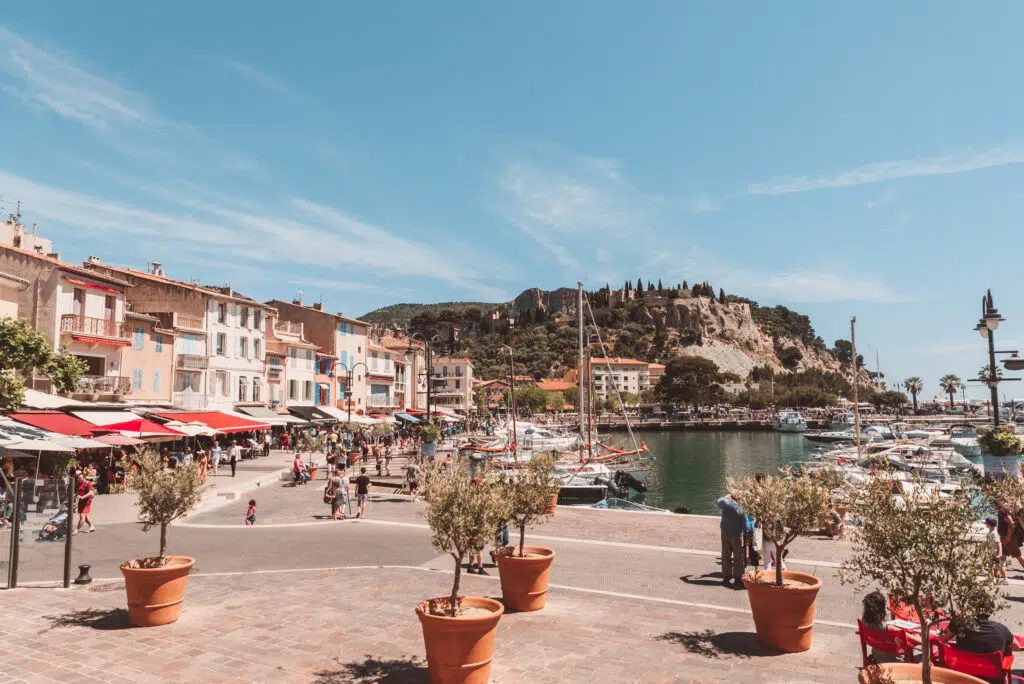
[361,285,847,382]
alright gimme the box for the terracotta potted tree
[842,474,1004,684]
[416,458,506,683]
[729,468,830,652]
[298,432,325,481]
[121,449,205,627]
[495,452,560,612]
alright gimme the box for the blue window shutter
[132,368,143,390]
[133,327,144,350]
[155,334,163,353]
[341,351,347,369]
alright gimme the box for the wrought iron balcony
[367,394,398,408]
[60,315,129,339]
[78,375,130,394]
[176,354,209,370]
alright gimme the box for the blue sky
[2,3,1024,401]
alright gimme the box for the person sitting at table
[862,590,900,664]
[939,602,1020,684]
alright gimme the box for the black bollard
[73,564,93,585]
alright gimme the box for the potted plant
[977,425,1023,478]
[416,458,506,683]
[841,474,1004,684]
[729,468,830,652]
[495,452,560,612]
[121,449,205,627]
[298,432,326,481]
[420,422,439,460]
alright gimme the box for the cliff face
[649,297,840,377]
[513,287,578,318]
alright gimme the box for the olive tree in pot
[841,474,1004,684]
[420,421,439,460]
[729,468,831,652]
[121,449,205,627]
[495,452,560,612]
[417,458,507,684]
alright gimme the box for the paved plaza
[4,465,1024,682]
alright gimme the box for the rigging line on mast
[582,291,643,454]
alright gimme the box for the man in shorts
[406,458,421,499]
[354,467,371,519]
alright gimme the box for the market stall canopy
[346,414,380,425]
[53,435,115,450]
[71,410,142,426]
[92,433,146,447]
[369,414,397,424]
[7,411,101,437]
[394,412,422,424]
[236,406,308,426]
[159,420,217,437]
[150,411,271,434]
[0,417,62,444]
[99,418,186,441]
[312,405,352,422]
[2,438,73,452]
[19,389,87,409]
[287,406,335,423]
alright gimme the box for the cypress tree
[636,277,643,292]
[657,278,663,292]
[647,280,654,291]
[682,280,688,291]
[719,287,726,301]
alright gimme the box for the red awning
[63,276,122,294]
[71,335,131,347]
[8,412,101,437]
[405,408,427,416]
[99,419,186,436]
[151,411,271,434]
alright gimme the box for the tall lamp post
[407,333,444,424]
[975,289,1006,427]
[344,361,369,428]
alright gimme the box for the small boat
[948,423,981,458]
[773,411,807,433]
[804,425,892,444]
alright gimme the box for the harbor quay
[5,473,1024,683]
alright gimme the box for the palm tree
[903,377,923,414]
[977,364,1004,386]
[939,374,962,410]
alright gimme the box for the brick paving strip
[0,567,862,683]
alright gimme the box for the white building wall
[205,298,268,409]
[284,346,316,406]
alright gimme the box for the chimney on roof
[149,261,165,277]
[47,252,59,259]
[86,256,101,264]
[312,302,323,311]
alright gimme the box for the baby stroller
[38,506,69,542]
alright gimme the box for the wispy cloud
[747,146,1024,196]
[0,26,157,130]
[497,150,662,271]
[221,59,299,102]
[0,171,509,302]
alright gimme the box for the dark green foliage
[660,355,728,406]
[831,339,864,368]
[776,345,803,371]
[360,301,502,325]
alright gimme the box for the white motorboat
[805,425,891,444]
[773,411,807,433]
[948,423,981,458]
[830,412,857,431]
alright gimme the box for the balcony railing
[268,367,283,380]
[173,391,208,410]
[176,354,209,370]
[367,394,398,408]
[368,364,394,377]
[277,320,303,336]
[61,315,129,340]
[78,375,130,394]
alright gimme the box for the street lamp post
[344,361,369,428]
[407,333,444,424]
[975,289,1005,427]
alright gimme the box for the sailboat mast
[851,316,862,460]
[578,282,586,461]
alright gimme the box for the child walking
[987,517,1007,580]
[245,499,257,526]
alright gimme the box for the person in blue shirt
[716,494,746,588]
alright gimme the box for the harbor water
[611,431,818,515]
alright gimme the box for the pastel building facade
[430,357,475,413]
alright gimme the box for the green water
[612,431,817,515]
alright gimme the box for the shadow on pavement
[656,630,782,659]
[314,655,428,683]
[680,572,725,587]
[43,607,131,631]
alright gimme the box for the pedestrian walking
[354,467,371,519]
[263,433,272,458]
[328,469,349,520]
[245,499,257,526]
[403,458,421,499]
[73,471,96,535]
[229,440,241,477]
[384,445,392,477]
[716,493,745,588]
[292,454,306,486]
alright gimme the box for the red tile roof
[536,379,575,391]
[590,357,648,367]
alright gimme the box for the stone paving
[0,567,864,684]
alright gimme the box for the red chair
[857,619,917,667]
[935,642,1022,684]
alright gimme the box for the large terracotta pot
[349,450,360,465]
[495,546,555,612]
[307,466,319,481]
[121,556,194,627]
[742,570,821,652]
[545,492,559,514]
[857,663,987,683]
[416,596,503,684]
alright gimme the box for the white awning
[160,420,218,437]
[314,405,352,422]
[72,410,142,426]
[20,389,87,409]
